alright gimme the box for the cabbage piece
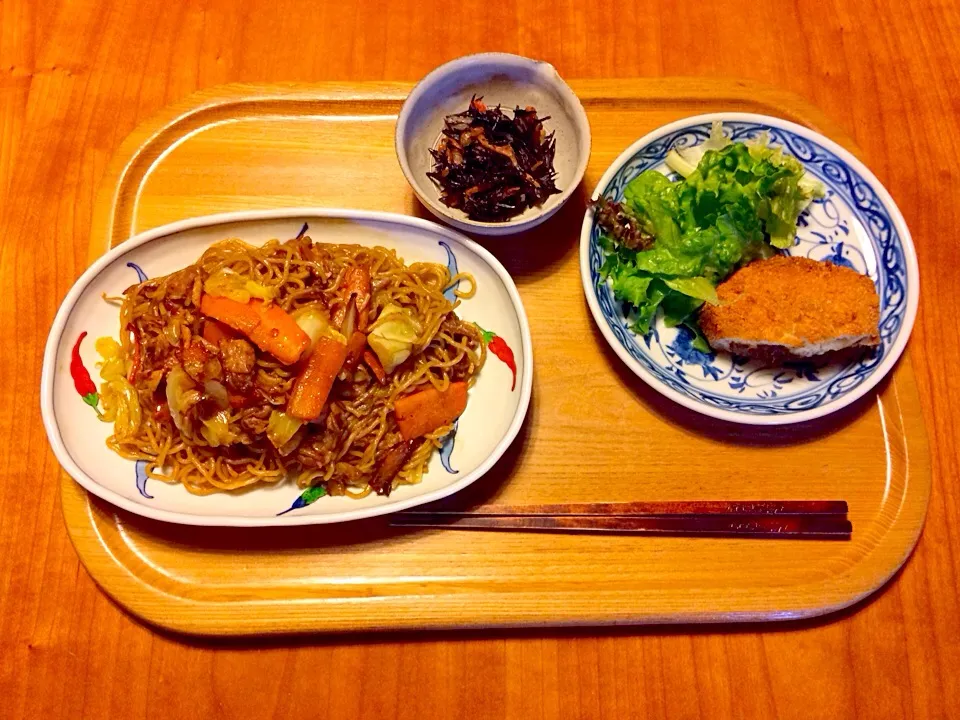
[163,321,181,347]
[200,410,235,447]
[292,304,346,351]
[95,336,127,381]
[267,410,303,450]
[203,267,278,304]
[99,378,142,439]
[166,366,233,442]
[165,365,201,434]
[367,303,422,374]
[203,380,230,410]
[95,336,141,436]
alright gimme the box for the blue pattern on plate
[439,241,460,302]
[588,121,908,416]
[665,327,720,381]
[278,486,328,516]
[439,421,458,474]
[126,262,148,283]
[134,459,153,499]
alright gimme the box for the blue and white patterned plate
[579,113,919,425]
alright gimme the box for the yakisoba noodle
[95,234,484,498]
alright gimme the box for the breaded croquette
[699,256,880,362]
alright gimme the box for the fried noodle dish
[95,233,484,499]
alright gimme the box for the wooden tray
[62,80,931,635]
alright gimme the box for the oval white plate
[41,209,532,526]
[580,113,919,425]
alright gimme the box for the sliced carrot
[202,318,237,346]
[200,294,309,365]
[200,294,259,334]
[363,349,387,384]
[394,381,468,441]
[287,336,349,420]
[342,331,368,373]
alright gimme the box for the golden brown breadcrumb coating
[699,256,880,361]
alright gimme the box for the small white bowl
[396,52,590,236]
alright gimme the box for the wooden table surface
[3,1,959,717]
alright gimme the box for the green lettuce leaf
[599,126,821,340]
[683,321,712,353]
[630,283,666,335]
[611,272,652,309]
[664,276,719,305]
[660,290,703,328]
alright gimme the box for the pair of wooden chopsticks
[391,500,852,539]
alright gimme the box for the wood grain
[60,81,928,634]
[3,0,960,717]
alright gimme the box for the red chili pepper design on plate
[476,324,517,391]
[70,331,102,416]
